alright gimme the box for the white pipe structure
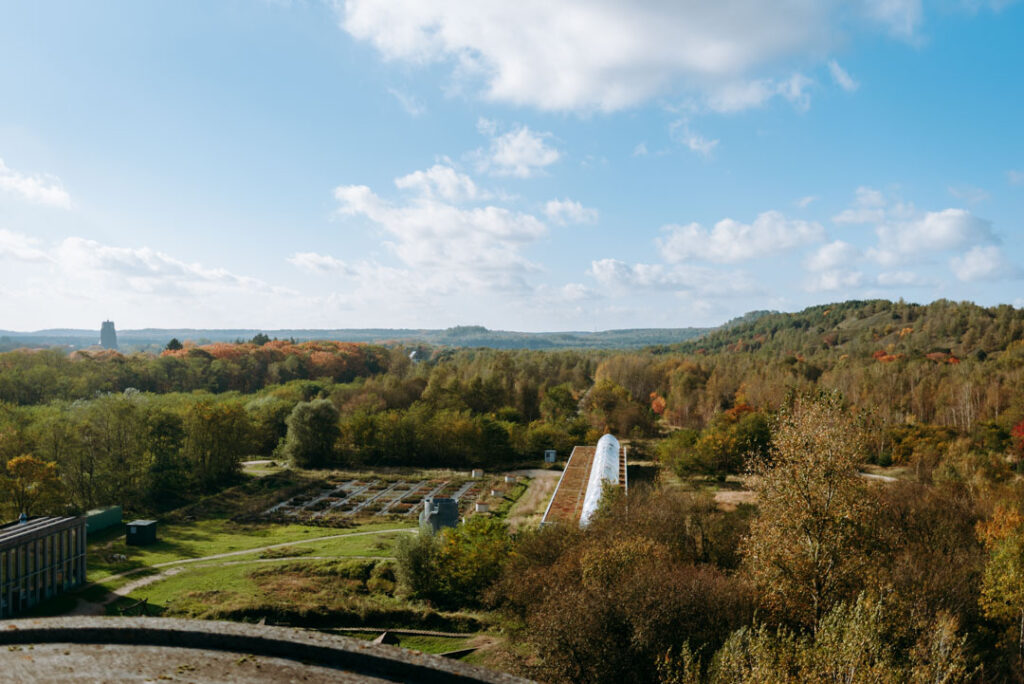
[579,433,620,527]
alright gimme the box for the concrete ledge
[0,616,528,684]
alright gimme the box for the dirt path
[505,469,560,530]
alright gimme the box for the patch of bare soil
[505,470,560,530]
[713,489,757,511]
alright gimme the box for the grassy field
[105,556,484,632]
[87,519,413,581]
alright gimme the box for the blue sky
[0,0,1022,331]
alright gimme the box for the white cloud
[860,0,923,38]
[632,142,648,157]
[870,208,997,266]
[340,1,921,112]
[876,270,931,286]
[950,245,1021,282]
[659,210,824,264]
[806,240,860,271]
[0,158,71,209]
[544,198,598,225]
[705,73,812,113]
[475,121,559,178]
[334,172,548,281]
[589,258,755,295]
[54,237,275,296]
[805,269,864,292]
[1008,170,1024,186]
[387,87,425,116]
[288,251,351,274]
[394,164,480,202]
[670,119,719,156]
[827,59,859,92]
[795,195,818,208]
[0,229,51,262]
[833,186,891,224]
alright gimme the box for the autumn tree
[742,391,872,629]
[978,505,1024,669]
[0,454,63,517]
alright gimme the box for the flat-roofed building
[0,516,87,619]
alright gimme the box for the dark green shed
[125,520,157,546]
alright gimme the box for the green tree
[396,516,512,608]
[182,400,251,490]
[282,398,340,468]
[165,338,183,351]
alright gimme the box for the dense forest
[3,298,1024,680]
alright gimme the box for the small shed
[544,449,556,464]
[126,519,158,546]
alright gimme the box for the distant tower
[99,321,118,350]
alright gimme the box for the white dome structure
[579,434,620,527]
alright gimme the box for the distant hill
[0,325,709,353]
[671,299,1024,361]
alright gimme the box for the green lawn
[87,519,415,582]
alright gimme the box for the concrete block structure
[0,516,87,619]
[419,497,459,533]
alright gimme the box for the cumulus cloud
[394,164,481,202]
[805,269,864,292]
[806,240,860,271]
[340,1,920,111]
[0,229,51,262]
[833,186,892,224]
[0,158,71,208]
[950,245,1021,282]
[475,120,559,177]
[870,208,997,266]
[544,198,598,225]
[54,237,275,296]
[589,258,755,295]
[336,182,545,273]
[1008,170,1024,186]
[0,229,282,310]
[705,73,813,113]
[658,210,824,263]
[828,59,859,92]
